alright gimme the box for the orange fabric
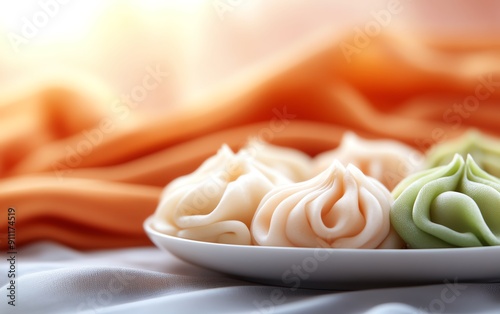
[1,31,500,249]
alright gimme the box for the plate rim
[144,216,500,289]
[143,216,500,255]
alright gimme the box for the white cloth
[1,242,499,314]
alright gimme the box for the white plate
[144,217,500,290]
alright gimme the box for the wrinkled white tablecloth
[1,242,499,314]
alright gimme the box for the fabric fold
[2,30,500,249]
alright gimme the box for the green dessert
[425,129,500,178]
[391,154,500,248]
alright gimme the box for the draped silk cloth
[2,31,500,250]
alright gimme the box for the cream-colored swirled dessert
[314,132,423,190]
[240,138,312,182]
[391,154,500,248]
[425,129,500,178]
[252,161,404,249]
[152,144,292,245]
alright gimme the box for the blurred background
[2,0,500,115]
[2,0,500,250]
